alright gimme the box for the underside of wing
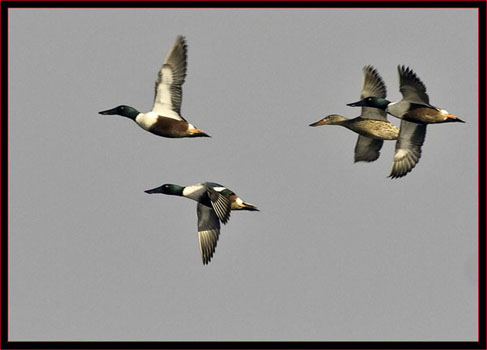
[152,36,187,120]
[197,203,221,265]
[361,65,387,99]
[354,135,384,163]
[206,187,231,224]
[398,65,430,105]
[360,66,388,121]
[389,120,427,178]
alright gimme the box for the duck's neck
[369,97,391,110]
[165,184,185,196]
[120,106,140,120]
[327,116,348,125]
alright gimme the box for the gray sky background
[9,9,478,341]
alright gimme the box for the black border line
[1,1,485,349]
[0,1,485,8]
[478,0,486,349]
[1,0,9,349]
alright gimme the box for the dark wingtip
[388,173,406,180]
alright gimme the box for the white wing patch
[212,187,226,193]
[152,66,182,120]
[393,149,409,161]
[152,36,187,121]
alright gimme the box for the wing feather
[389,120,427,178]
[197,203,220,265]
[361,65,387,99]
[360,66,388,121]
[398,65,430,105]
[206,187,231,224]
[354,136,384,163]
[152,36,187,120]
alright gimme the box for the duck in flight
[99,36,210,138]
[310,65,399,162]
[347,65,464,178]
[145,182,258,265]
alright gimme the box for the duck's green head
[347,96,390,110]
[309,114,347,127]
[144,184,184,196]
[99,105,139,120]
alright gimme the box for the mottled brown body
[342,119,399,140]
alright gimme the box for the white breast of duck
[135,112,160,131]
[182,184,208,202]
[386,100,410,119]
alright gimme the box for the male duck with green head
[99,36,210,138]
[310,65,399,162]
[145,182,258,265]
[347,65,464,178]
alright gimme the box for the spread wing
[354,136,384,163]
[389,120,427,179]
[361,65,387,99]
[398,65,430,105]
[361,65,388,121]
[206,187,231,224]
[197,203,220,265]
[152,36,187,120]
